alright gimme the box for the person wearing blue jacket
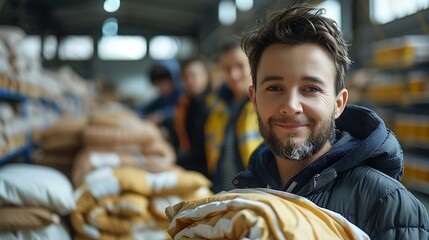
[233,4,429,239]
[141,64,181,141]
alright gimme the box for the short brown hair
[241,4,351,94]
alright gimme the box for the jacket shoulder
[334,166,429,239]
[365,129,404,181]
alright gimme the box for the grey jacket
[233,105,429,239]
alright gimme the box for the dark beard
[258,111,336,161]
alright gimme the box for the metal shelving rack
[0,87,31,165]
[0,87,60,165]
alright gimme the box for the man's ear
[334,88,348,119]
[248,85,257,111]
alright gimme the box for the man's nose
[230,68,241,80]
[279,91,303,115]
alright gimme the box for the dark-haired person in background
[232,4,429,239]
[141,64,181,139]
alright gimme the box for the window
[235,0,253,12]
[20,36,41,59]
[102,18,118,36]
[149,36,197,60]
[176,37,197,59]
[149,36,179,60]
[43,36,57,60]
[98,36,146,60]
[219,0,237,26]
[370,0,429,24]
[317,0,342,28]
[58,36,93,60]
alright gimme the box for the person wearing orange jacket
[173,56,211,177]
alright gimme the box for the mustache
[268,117,311,125]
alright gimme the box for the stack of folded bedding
[72,106,177,187]
[71,146,174,187]
[70,104,213,239]
[71,167,212,240]
[83,112,165,151]
[166,188,370,240]
[0,163,75,239]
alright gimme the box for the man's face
[220,47,252,97]
[249,43,347,161]
[182,61,209,97]
[155,78,174,97]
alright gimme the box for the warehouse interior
[0,0,429,239]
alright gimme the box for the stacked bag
[70,102,213,239]
[0,26,25,93]
[0,163,75,239]
[72,167,212,239]
[71,102,178,186]
[0,102,27,155]
[32,116,87,178]
[0,26,44,97]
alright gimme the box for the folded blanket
[40,116,87,151]
[79,167,211,197]
[149,187,213,225]
[0,206,60,231]
[0,223,71,240]
[73,228,170,240]
[82,117,164,151]
[72,189,157,239]
[41,116,87,138]
[72,147,178,187]
[166,188,370,240]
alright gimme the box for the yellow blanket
[166,188,370,240]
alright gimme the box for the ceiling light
[149,36,179,60]
[236,0,253,12]
[104,0,120,13]
[219,0,236,26]
[102,18,118,36]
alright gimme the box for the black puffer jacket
[233,105,429,239]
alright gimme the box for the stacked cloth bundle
[70,103,213,239]
[166,188,370,240]
[0,163,75,239]
[71,102,178,187]
[71,166,212,240]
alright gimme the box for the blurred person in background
[140,64,180,140]
[172,56,211,177]
[232,4,429,239]
[204,41,263,193]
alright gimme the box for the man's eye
[304,86,321,92]
[266,86,282,91]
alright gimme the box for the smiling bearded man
[232,4,429,240]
